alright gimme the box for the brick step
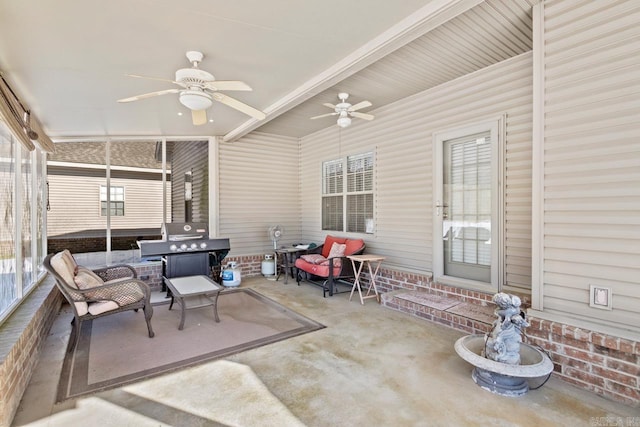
[382,290,495,335]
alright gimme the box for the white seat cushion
[88,301,119,315]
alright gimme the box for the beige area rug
[57,288,324,402]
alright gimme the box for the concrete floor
[12,276,639,427]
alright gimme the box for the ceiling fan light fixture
[179,90,213,110]
[337,116,351,128]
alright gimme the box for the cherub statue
[484,292,529,365]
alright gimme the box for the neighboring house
[46,141,171,252]
[47,139,209,253]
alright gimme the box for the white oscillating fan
[268,225,284,249]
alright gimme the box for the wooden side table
[347,254,385,305]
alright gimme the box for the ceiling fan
[310,92,374,128]
[117,51,266,126]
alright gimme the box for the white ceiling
[0,0,535,141]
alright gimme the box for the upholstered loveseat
[44,250,154,351]
[295,235,365,297]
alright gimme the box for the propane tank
[222,261,242,287]
[261,254,276,276]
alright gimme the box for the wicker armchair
[44,251,154,352]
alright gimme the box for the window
[0,120,47,324]
[322,152,374,233]
[100,185,124,216]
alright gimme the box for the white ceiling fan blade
[322,103,336,109]
[349,100,372,112]
[204,81,252,91]
[126,74,182,86]
[350,111,375,121]
[212,93,266,120]
[191,109,207,126]
[310,112,338,120]
[117,88,181,103]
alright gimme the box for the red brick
[606,358,640,377]
[564,367,605,388]
[528,317,542,330]
[526,327,548,340]
[557,334,591,351]
[554,353,590,371]
[619,339,635,354]
[434,317,451,327]
[551,322,563,336]
[573,327,591,342]
[562,345,605,365]
[525,336,546,348]
[556,373,602,394]
[604,336,620,351]
[593,345,639,364]
[593,366,637,387]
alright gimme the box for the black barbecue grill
[137,222,230,281]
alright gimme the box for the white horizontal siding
[257,0,535,139]
[170,140,208,223]
[542,0,640,331]
[299,53,533,286]
[47,171,167,236]
[218,132,300,257]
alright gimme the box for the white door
[433,119,503,290]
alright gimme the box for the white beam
[223,0,484,142]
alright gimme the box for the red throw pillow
[344,239,364,256]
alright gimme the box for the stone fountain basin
[455,334,554,378]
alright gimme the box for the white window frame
[321,151,375,234]
[432,116,505,292]
[100,185,125,216]
[0,124,48,325]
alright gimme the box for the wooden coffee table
[164,275,222,330]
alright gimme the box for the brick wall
[132,262,163,289]
[527,317,639,406]
[219,254,270,281]
[48,235,162,254]
[0,278,62,427]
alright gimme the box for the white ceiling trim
[51,135,212,143]
[222,0,484,142]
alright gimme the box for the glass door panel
[443,131,491,282]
